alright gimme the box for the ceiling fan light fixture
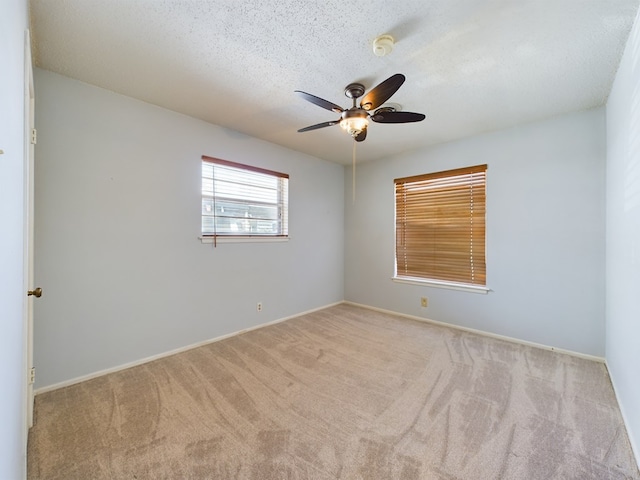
[340,109,369,137]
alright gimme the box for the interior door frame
[24,29,35,429]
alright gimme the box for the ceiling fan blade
[297,120,340,132]
[295,91,344,113]
[355,129,367,142]
[360,74,405,111]
[370,111,426,123]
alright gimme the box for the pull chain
[352,139,356,203]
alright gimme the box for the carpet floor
[28,304,639,479]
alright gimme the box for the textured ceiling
[30,0,639,165]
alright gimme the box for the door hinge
[29,367,35,385]
[31,128,37,145]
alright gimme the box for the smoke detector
[372,34,394,57]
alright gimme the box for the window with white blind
[394,164,487,290]
[201,156,289,241]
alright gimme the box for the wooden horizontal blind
[202,156,289,238]
[395,164,487,285]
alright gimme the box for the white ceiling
[29,0,639,165]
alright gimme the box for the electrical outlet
[257,302,263,312]
[420,297,428,308]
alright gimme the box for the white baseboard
[344,301,606,364]
[605,361,640,470]
[34,301,343,396]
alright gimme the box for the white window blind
[202,156,289,240]
[395,164,487,286]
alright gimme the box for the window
[201,156,288,241]
[394,164,487,288]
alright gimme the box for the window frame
[200,155,289,244]
[393,164,489,294]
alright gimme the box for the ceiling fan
[295,73,425,142]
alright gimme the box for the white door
[24,30,37,429]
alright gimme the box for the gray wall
[34,69,345,389]
[344,108,607,356]
[0,0,29,478]
[606,7,640,461]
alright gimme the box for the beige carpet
[28,304,639,479]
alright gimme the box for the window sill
[392,276,490,294]
[199,236,289,244]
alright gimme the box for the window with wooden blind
[394,164,487,288]
[201,156,288,241]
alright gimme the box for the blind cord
[212,168,217,248]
